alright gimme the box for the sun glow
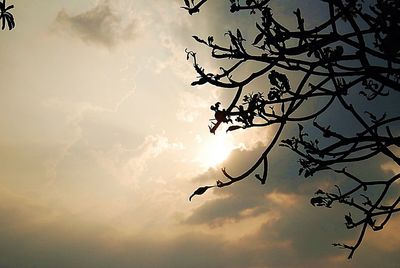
[196,133,236,168]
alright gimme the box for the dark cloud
[0,181,399,268]
[185,143,305,225]
[53,3,136,48]
[180,0,399,265]
[185,145,268,225]
[184,182,268,226]
[183,141,400,266]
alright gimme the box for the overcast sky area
[0,0,399,267]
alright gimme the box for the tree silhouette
[0,0,15,31]
[183,0,399,259]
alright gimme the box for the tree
[183,0,400,259]
[0,0,15,31]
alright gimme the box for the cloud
[184,144,294,226]
[184,185,268,227]
[176,91,211,123]
[53,2,137,48]
[0,165,399,268]
[381,148,400,179]
[182,139,400,266]
[113,133,184,185]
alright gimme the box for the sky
[0,0,399,267]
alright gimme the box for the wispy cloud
[53,2,137,48]
[127,135,172,176]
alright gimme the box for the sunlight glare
[196,133,236,168]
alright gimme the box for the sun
[196,133,236,168]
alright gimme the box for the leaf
[1,16,5,30]
[191,77,207,86]
[6,5,15,11]
[189,186,213,201]
[192,35,207,45]
[7,14,14,30]
[310,196,325,206]
[298,123,304,132]
[207,36,214,45]
[365,111,376,121]
[335,45,344,57]
[236,29,243,40]
[253,32,264,45]
[344,213,354,227]
[315,189,325,195]
[226,125,242,132]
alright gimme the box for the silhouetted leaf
[236,28,243,40]
[253,32,264,45]
[191,77,207,86]
[189,186,213,201]
[365,111,376,121]
[6,14,14,30]
[192,35,207,45]
[345,213,354,228]
[226,125,242,132]
[310,196,325,206]
[315,189,325,195]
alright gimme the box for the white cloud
[176,91,210,122]
[90,134,183,186]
